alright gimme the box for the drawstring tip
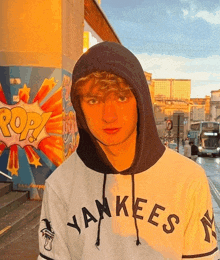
[136,239,141,246]
[95,239,100,250]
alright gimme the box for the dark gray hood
[71,41,165,175]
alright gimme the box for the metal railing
[0,171,12,180]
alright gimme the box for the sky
[100,0,220,98]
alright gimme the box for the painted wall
[0,0,62,68]
[62,70,79,160]
[0,66,78,199]
[0,0,83,199]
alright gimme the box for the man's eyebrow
[81,93,102,98]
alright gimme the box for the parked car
[168,142,178,151]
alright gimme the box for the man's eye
[88,98,98,105]
[118,96,127,102]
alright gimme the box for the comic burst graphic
[0,78,63,177]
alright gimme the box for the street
[179,145,220,248]
[196,156,220,248]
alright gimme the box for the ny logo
[200,210,217,243]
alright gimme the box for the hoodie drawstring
[95,173,107,248]
[132,173,141,246]
[95,172,141,248]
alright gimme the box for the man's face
[80,80,138,147]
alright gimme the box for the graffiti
[62,75,72,108]
[0,67,66,199]
[62,74,79,159]
[7,144,19,176]
[63,111,75,136]
[63,111,78,157]
[18,183,45,190]
[10,78,21,85]
[0,67,80,199]
[0,101,52,148]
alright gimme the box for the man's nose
[102,100,117,123]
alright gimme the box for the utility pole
[177,114,180,153]
[173,112,184,153]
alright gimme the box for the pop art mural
[0,66,78,199]
[62,73,79,159]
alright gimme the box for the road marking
[0,226,11,236]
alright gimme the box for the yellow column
[0,0,84,199]
[0,0,84,68]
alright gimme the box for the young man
[38,42,219,259]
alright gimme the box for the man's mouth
[103,128,121,134]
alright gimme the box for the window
[191,123,200,131]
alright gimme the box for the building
[210,90,220,122]
[152,78,191,139]
[153,79,170,99]
[191,105,205,121]
[190,96,210,122]
[153,79,191,101]
[0,0,120,199]
[153,99,190,140]
[144,72,155,104]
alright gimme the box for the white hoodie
[38,42,219,260]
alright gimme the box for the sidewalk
[0,224,39,260]
[212,195,220,248]
[0,181,41,260]
[210,180,220,249]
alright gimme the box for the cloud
[180,0,220,24]
[135,53,220,78]
[180,1,220,25]
[102,0,220,60]
[135,53,220,98]
[182,9,189,17]
[195,10,220,25]
[191,83,220,98]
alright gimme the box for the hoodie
[38,42,219,260]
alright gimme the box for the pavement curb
[209,179,220,249]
